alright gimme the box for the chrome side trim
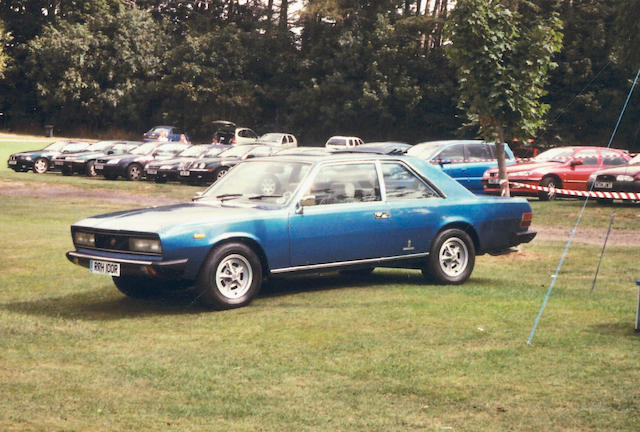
[270,252,430,274]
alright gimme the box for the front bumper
[179,169,214,183]
[66,251,188,279]
[8,159,34,170]
[482,179,541,196]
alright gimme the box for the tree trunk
[279,0,289,33]
[267,0,274,32]
[495,124,511,197]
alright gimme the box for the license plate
[89,260,120,276]
[180,170,190,177]
[95,163,104,170]
[55,161,64,166]
[595,181,612,189]
[147,169,157,175]
[488,178,500,184]
[8,160,17,165]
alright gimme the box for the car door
[288,162,387,266]
[564,149,600,190]
[378,161,442,256]
[434,143,467,186]
[462,142,495,193]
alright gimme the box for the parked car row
[8,138,637,202]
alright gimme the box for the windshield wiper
[247,194,283,200]
[215,193,244,201]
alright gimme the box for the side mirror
[296,195,316,214]
[245,154,255,159]
[438,159,451,166]
[570,159,584,167]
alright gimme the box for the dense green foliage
[0,0,638,148]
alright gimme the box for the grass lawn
[1,135,639,431]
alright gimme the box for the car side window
[601,150,628,166]
[381,162,439,200]
[436,144,465,162]
[465,143,492,161]
[306,163,381,205]
[574,150,599,166]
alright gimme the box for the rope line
[527,66,640,345]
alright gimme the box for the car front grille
[596,174,616,182]
[73,229,162,256]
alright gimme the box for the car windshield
[406,142,446,159]
[44,141,68,151]
[203,147,227,158]
[110,143,136,154]
[178,145,208,157]
[155,144,188,156]
[326,138,347,147]
[218,146,255,158]
[89,141,116,151]
[61,142,91,153]
[149,127,171,134]
[199,160,312,205]
[533,147,576,162]
[130,142,157,155]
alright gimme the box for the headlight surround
[616,174,634,182]
[24,156,32,161]
[129,238,162,254]
[510,171,531,177]
[74,231,95,247]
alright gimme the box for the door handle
[374,211,390,219]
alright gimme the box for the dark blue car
[66,154,536,310]
[407,140,516,194]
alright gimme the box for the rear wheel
[423,228,475,284]
[86,160,97,177]
[538,176,560,201]
[33,157,48,174]
[126,163,143,181]
[196,243,262,310]
[112,276,163,298]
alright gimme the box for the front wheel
[196,243,262,310]
[126,163,143,181]
[423,228,475,284]
[538,176,560,201]
[86,160,97,177]
[33,157,48,174]
[213,167,229,182]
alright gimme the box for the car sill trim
[270,252,430,274]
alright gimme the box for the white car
[211,120,258,146]
[325,136,364,150]
[256,133,298,148]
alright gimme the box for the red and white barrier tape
[509,181,640,200]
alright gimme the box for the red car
[482,146,631,200]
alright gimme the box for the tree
[26,5,167,131]
[0,19,8,78]
[446,0,562,196]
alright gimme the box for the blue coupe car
[66,154,536,309]
[407,140,516,194]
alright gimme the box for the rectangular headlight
[74,231,95,247]
[129,238,162,254]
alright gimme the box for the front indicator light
[74,231,95,247]
[129,238,162,253]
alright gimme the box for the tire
[423,228,475,284]
[33,157,48,174]
[126,163,143,181]
[112,275,162,298]
[538,176,560,201]
[213,167,229,182]
[196,242,262,310]
[259,175,280,195]
[86,160,97,177]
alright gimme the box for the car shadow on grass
[1,269,433,320]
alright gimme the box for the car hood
[13,150,57,158]
[72,202,269,234]
[147,157,196,168]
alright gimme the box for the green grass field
[1,136,639,431]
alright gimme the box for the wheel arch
[435,221,480,253]
[541,173,562,186]
[198,235,270,280]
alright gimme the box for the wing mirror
[295,195,316,214]
[438,159,451,166]
[570,159,584,167]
